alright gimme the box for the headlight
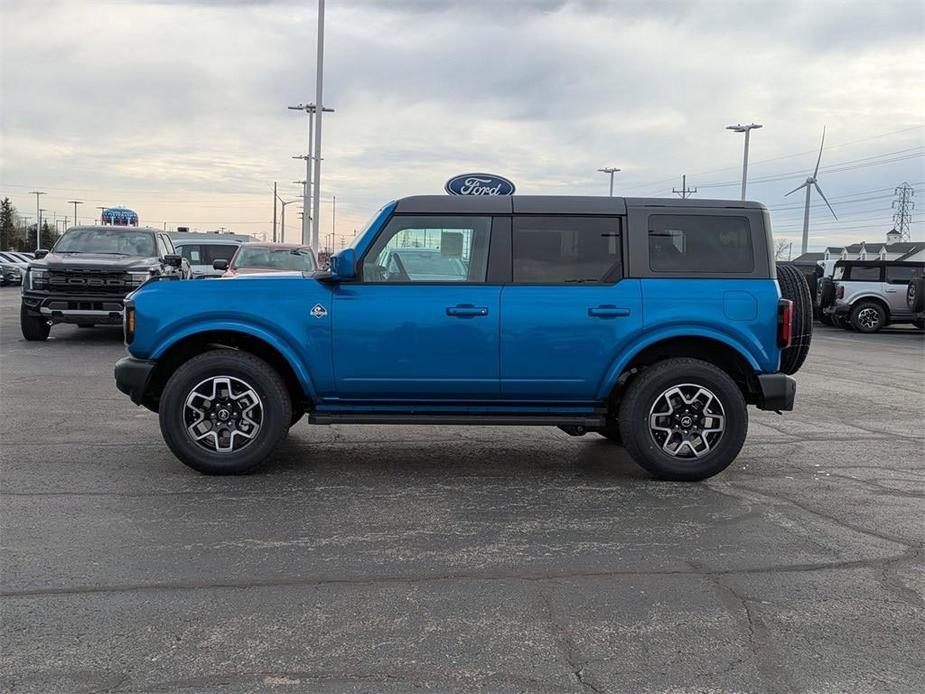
[126,271,152,287]
[29,268,48,289]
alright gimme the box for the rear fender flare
[595,327,765,401]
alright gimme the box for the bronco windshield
[53,228,156,256]
[233,246,316,272]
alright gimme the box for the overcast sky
[2,0,923,251]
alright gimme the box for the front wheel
[618,358,747,481]
[158,350,291,475]
[20,305,50,341]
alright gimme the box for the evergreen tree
[40,220,58,249]
[0,197,16,250]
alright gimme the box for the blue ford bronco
[115,196,810,480]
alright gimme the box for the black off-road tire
[20,305,50,341]
[907,278,924,313]
[913,318,924,330]
[159,350,291,475]
[850,301,886,334]
[818,277,836,310]
[776,263,813,375]
[617,358,748,482]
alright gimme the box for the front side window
[512,216,621,283]
[885,265,921,284]
[363,215,491,283]
[847,266,881,281]
[648,215,754,273]
[156,235,171,258]
[53,228,157,257]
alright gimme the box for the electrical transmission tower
[672,174,697,199]
[892,182,914,241]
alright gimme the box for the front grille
[47,270,129,295]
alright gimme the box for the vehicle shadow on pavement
[264,432,651,482]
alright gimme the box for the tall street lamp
[29,191,45,250]
[597,167,621,197]
[67,200,83,226]
[726,123,763,200]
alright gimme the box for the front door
[500,215,643,401]
[332,214,500,401]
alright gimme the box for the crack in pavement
[1,552,916,599]
[537,581,603,694]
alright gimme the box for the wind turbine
[786,127,837,254]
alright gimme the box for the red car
[214,243,317,276]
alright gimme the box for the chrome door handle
[446,305,489,317]
[588,305,630,318]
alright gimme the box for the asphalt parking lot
[1,285,923,693]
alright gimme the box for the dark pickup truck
[21,225,189,341]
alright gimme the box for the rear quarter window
[648,215,753,273]
[846,266,881,281]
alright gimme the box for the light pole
[67,200,83,226]
[289,102,333,249]
[726,123,762,200]
[279,199,300,243]
[29,191,45,250]
[597,167,621,196]
[331,194,336,254]
[96,206,106,225]
[311,0,328,255]
[39,209,48,247]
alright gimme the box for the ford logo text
[445,173,516,196]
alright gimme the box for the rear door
[500,215,642,401]
[884,264,923,318]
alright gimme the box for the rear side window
[847,266,881,281]
[885,265,922,284]
[648,215,753,273]
[512,216,621,283]
[179,244,238,264]
[178,244,203,263]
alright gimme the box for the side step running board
[308,412,606,427]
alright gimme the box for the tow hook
[558,425,587,437]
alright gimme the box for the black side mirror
[164,254,183,268]
[34,249,49,259]
[212,259,229,271]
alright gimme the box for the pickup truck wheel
[20,305,50,341]
[618,358,747,481]
[907,278,924,313]
[850,301,885,333]
[159,350,291,475]
[776,263,813,375]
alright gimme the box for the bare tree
[775,238,792,260]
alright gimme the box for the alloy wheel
[648,384,726,458]
[183,375,263,453]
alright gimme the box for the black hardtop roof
[393,195,767,215]
[834,259,925,267]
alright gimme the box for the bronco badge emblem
[310,304,328,318]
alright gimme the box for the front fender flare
[595,327,767,401]
[151,319,317,400]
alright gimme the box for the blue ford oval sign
[445,173,516,196]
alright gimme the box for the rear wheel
[850,301,885,333]
[159,350,291,475]
[20,305,50,341]
[776,263,813,374]
[618,358,747,481]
